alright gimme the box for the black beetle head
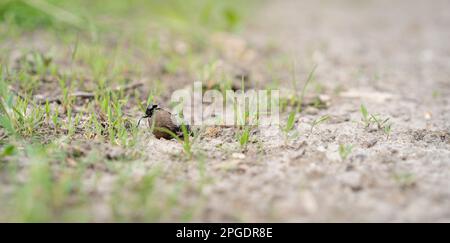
[137,104,158,127]
[145,104,159,118]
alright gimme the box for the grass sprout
[310,114,330,133]
[360,104,393,138]
[338,144,353,161]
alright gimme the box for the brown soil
[174,0,450,222]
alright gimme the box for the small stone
[338,171,362,190]
[364,139,378,148]
[231,153,246,160]
[305,106,319,115]
[204,126,221,138]
[318,94,331,104]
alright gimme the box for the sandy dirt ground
[164,0,449,222]
[2,0,449,222]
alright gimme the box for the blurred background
[0,0,247,34]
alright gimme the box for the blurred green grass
[0,0,248,32]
